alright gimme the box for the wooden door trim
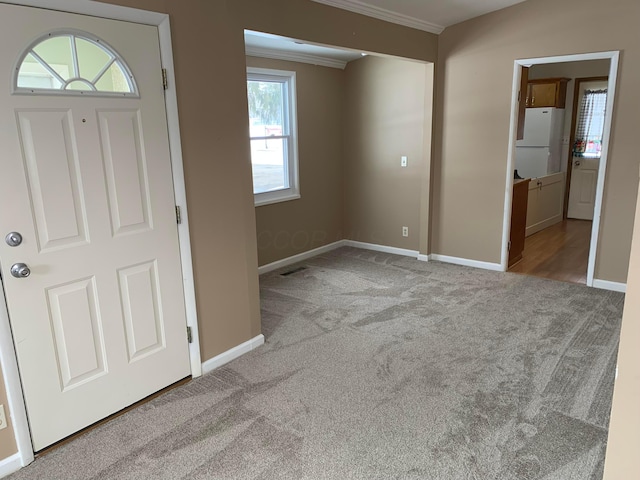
[516,66,529,140]
[563,76,609,219]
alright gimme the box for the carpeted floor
[8,247,624,479]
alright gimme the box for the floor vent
[280,266,306,276]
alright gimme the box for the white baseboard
[201,334,265,374]
[258,240,346,275]
[526,214,562,237]
[343,240,419,258]
[0,453,22,479]
[258,240,422,276]
[592,279,627,293]
[417,254,430,262]
[430,254,504,272]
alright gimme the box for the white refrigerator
[515,107,564,179]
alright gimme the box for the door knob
[10,263,30,278]
[575,160,581,167]
[5,232,23,247]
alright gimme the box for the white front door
[567,157,599,219]
[0,3,191,450]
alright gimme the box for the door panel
[0,3,190,450]
[118,261,165,362]
[17,109,89,251]
[47,277,107,390]
[98,109,153,235]
[578,171,597,203]
[567,157,599,220]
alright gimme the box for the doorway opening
[502,52,620,289]
[244,30,434,271]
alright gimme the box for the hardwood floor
[508,219,592,284]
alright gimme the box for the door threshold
[35,376,191,457]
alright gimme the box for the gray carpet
[8,247,624,480]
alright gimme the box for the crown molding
[245,46,348,69]
[312,0,444,34]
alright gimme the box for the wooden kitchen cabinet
[526,78,569,108]
[516,66,529,140]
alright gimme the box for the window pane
[17,53,64,89]
[247,80,285,134]
[250,138,289,194]
[75,37,112,82]
[95,62,131,93]
[66,79,93,91]
[573,90,607,158]
[32,36,74,80]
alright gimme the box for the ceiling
[312,0,529,34]
[245,30,364,69]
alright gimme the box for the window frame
[246,67,299,206]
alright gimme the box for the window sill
[254,190,300,207]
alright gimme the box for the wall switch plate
[402,226,409,237]
[401,156,408,167]
[0,404,7,430]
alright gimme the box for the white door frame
[501,51,620,287]
[0,0,201,470]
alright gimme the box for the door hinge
[162,68,168,90]
[187,326,193,344]
[175,205,182,224]
[508,240,512,251]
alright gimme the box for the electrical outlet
[0,404,7,430]
[402,226,409,237]
[401,156,408,167]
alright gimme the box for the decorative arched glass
[14,31,138,96]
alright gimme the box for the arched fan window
[14,31,138,96]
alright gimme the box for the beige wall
[248,57,345,266]
[433,0,639,283]
[253,53,433,266]
[602,180,640,479]
[0,0,437,461]
[0,362,17,460]
[344,55,429,250]
[529,59,610,80]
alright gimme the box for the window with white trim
[14,31,138,97]
[246,67,299,206]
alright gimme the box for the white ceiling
[245,30,364,69]
[312,0,529,33]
